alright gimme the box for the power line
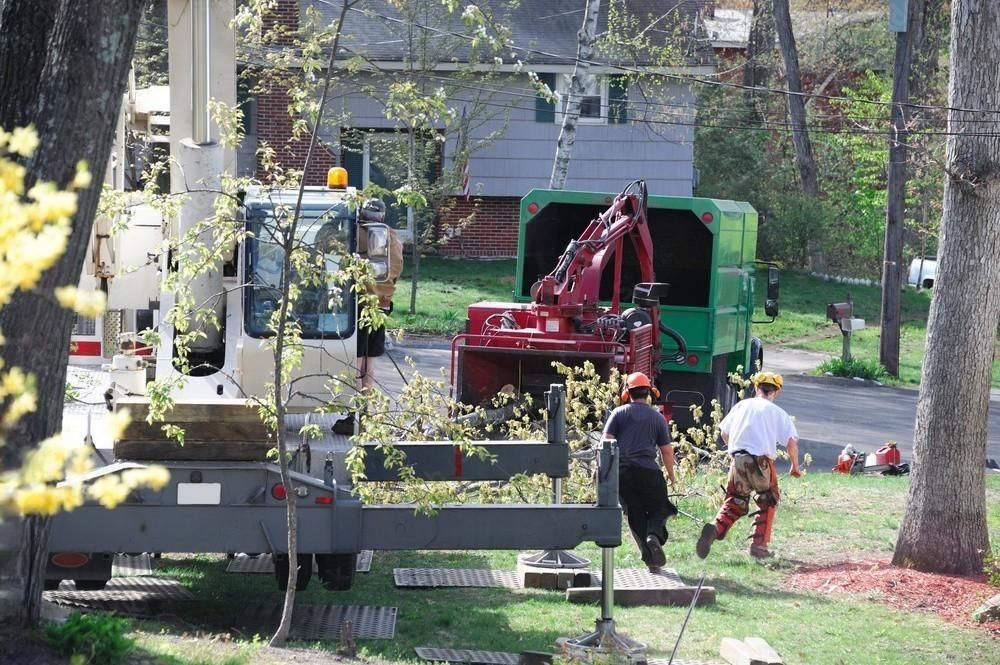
[322,0,1000,117]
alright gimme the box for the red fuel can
[873,443,901,466]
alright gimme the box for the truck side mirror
[363,223,391,282]
[764,266,779,317]
[767,266,779,301]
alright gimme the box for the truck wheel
[274,554,313,591]
[316,553,356,591]
[74,579,109,591]
[713,359,738,416]
[745,337,764,398]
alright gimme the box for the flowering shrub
[0,126,169,518]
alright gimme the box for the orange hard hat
[620,371,660,402]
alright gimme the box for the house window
[341,129,443,242]
[556,74,607,124]
[535,73,628,124]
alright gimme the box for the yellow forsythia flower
[72,161,92,189]
[54,286,106,319]
[8,126,39,157]
[13,486,63,516]
[105,408,132,441]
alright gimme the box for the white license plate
[177,482,221,505]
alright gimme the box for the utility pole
[879,0,914,377]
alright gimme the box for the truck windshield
[245,203,355,339]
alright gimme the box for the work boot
[645,535,666,568]
[647,565,662,575]
[749,545,773,559]
[696,523,717,559]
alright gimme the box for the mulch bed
[787,558,1000,637]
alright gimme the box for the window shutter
[609,75,629,124]
[535,72,556,123]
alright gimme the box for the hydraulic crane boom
[533,180,654,311]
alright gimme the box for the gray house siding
[327,73,695,198]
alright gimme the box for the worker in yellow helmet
[697,371,800,560]
[603,371,677,573]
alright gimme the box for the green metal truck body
[512,188,764,426]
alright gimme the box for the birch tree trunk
[0,0,144,627]
[549,0,599,190]
[772,0,824,272]
[892,0,998,575]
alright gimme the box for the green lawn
[389,257,1000,387]
[126,473,1000,665]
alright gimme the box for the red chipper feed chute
[452,180,668,408]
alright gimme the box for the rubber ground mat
[394,568,522,589]
[225,552,373,574]
[44,577,193,616]
[233,603,397,641]
[415,647,520,664]
[112,553,153,576]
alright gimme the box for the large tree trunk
[549,0,599,190]
[0,0,144,627]
[772,0,824,272]
[892,0,998,575]
[742,0,775,118]
[0,1,59,129]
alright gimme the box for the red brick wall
[437,197,520,258]
[253,1,518,248]
[255,0,337,185]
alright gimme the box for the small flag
[457,107,470,201]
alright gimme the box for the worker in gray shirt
[603,372,677,573]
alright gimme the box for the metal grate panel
[234,603,396,641]
[356,549,373,573]
[44,577,192,616]
[415,647,520,665]
[226,553,371,574]
[648,659,725,665]
[588,567,689,589]
[394,568,522,589]
[112,553,153,577]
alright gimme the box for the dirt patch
[788,558,1000,636]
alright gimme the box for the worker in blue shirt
[603,372,677,573]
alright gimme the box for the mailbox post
[826,295,865,362]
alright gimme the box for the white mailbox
[840,317,866,332]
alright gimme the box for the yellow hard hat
[752,371,784,389]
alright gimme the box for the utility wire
[320,0,1000,117]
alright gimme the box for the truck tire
[745,337,764,398]
[316,553,356,591]
[274,554,313,591]
[713,357,738,417]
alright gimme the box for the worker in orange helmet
[602,371,677,573]
[697,371,801,560]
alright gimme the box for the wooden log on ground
[720,637,782,665]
